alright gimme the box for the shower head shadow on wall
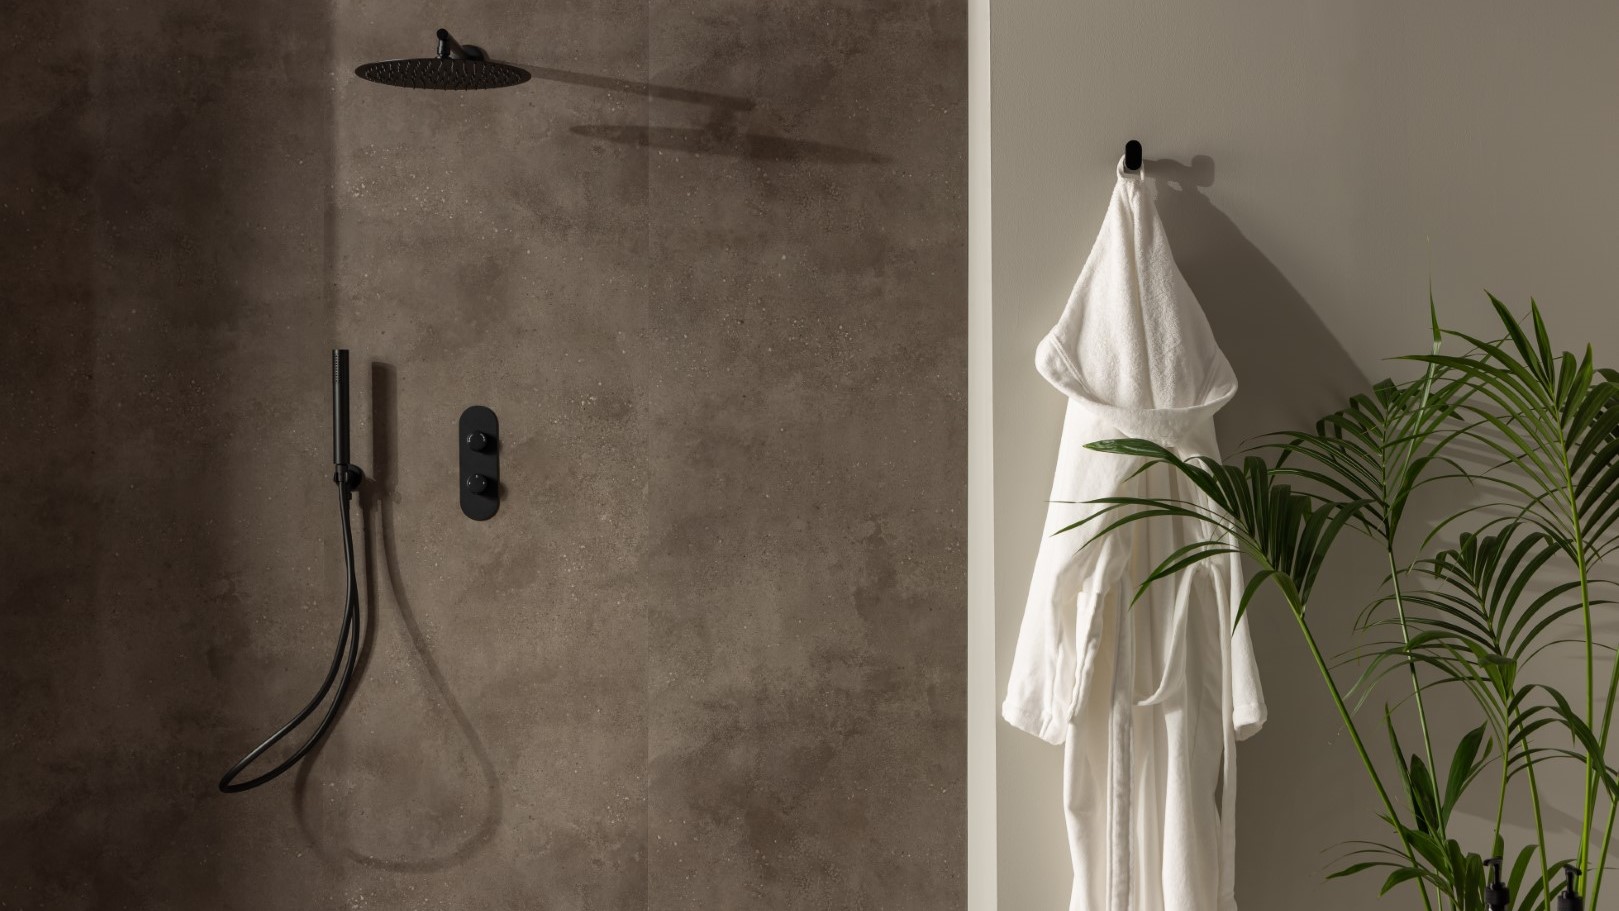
[508,66,888,163]
[504,68,885,163]
[568,124,890,164]
[354,30,887,164]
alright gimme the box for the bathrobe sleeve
[1001,399,1134,746]
[1230,599,1266,740]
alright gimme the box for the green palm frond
[1407,296,1619,563]
[1066,440,1365,621]
[1392,527,1586,676]
[1404,296,1619,886]
[1265,372,1467,542]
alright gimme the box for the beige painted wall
[989,3,1619,910]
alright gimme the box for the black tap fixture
[1485,856,1509,911]
[459,406,500,521]
[1558,865,1584,911]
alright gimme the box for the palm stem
[1294,604,1435,911]
[1388,549,1438,777]
[1594,598,1619,911]
[1524,745,1555,911]
[1494,740,1509,851]
[1571,523,1595,881]
[1592,794,1617,911]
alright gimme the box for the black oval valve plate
[459,405,499,521]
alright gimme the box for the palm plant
[1069,297,1619,910]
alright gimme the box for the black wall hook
[1124,139,1143,172]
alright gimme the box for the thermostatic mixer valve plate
[459,405,499,521]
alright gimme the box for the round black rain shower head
[356,58,530,90]
[355,29,531,90]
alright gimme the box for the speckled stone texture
[0,0,965,906]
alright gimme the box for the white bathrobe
[1003,158,1267,911]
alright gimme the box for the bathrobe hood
[1004,159,1265,911]
[1034,157,1238,502]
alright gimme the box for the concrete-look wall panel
[643,0,967,907]
[0,0,966,906]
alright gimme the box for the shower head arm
[436,28,486,61]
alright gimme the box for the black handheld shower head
[331,350,363,493]
[332,348,350,466]
[355,28,531,90]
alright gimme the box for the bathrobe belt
[1099,556,1240,911]
[1134,565,1198,707]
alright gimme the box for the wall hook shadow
[1143,154,1367,449]
[291,362,503,872]
[1142,154,1216,190]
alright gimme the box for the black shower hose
[218,476,361,793]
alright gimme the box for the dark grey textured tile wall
[643,1,967,907]
[0,0,964,905]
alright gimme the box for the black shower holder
[459,405,499,521]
